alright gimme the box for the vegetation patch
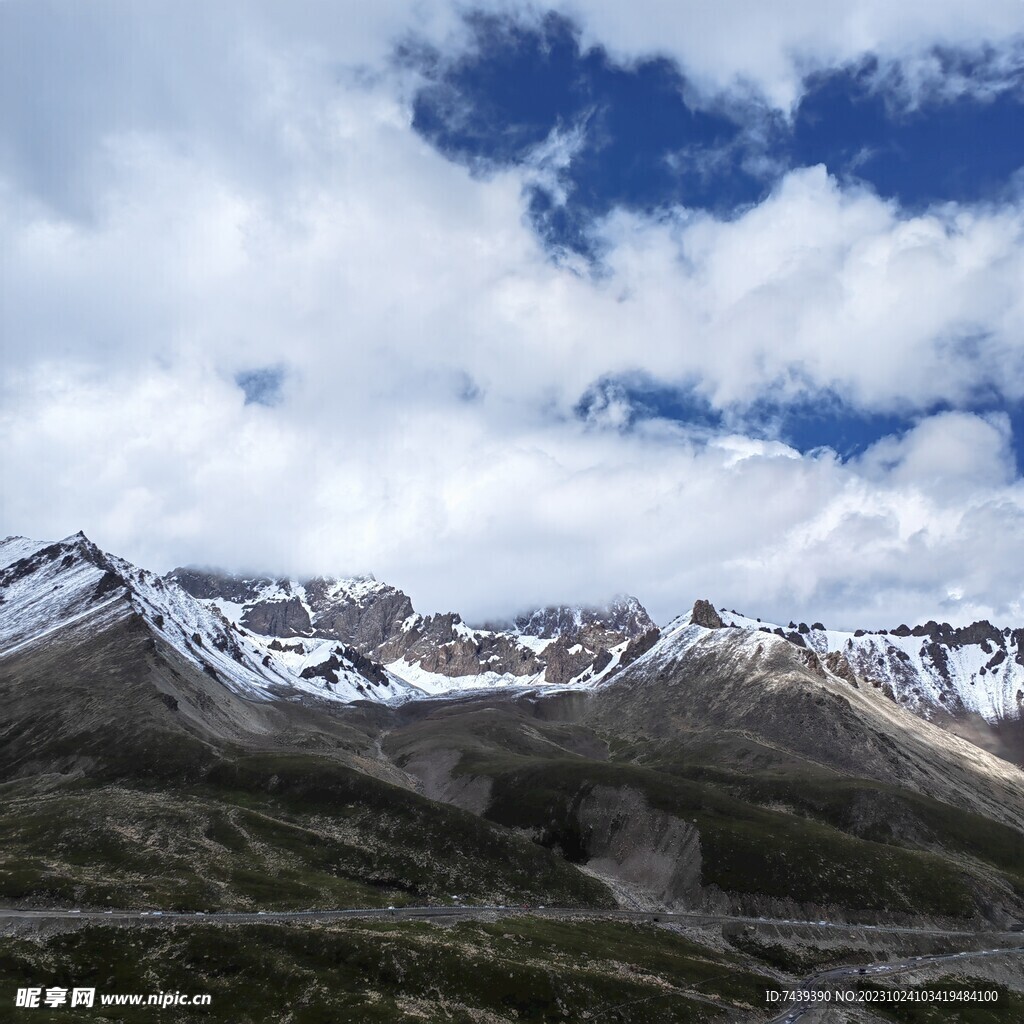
[468,755,980,918]
[0,752,612,912]
[0,920,776,1023]
[726,933,883,974]
[851,979,1024,1023]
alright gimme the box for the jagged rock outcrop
[541,637,607,686]
[171,567,654,686]
[165,567,274,604]
[690,599,723,630]
[824,650,859,688]
[242,597,312,637]
[513,597,656,646]
[303,576,415,648]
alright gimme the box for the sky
[2,0,1024,629]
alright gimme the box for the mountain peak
[689,599,724,629]
[512,595,655,641]
[0,533,135,658]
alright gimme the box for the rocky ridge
[3,534,1022,762]
[0,535,417,707]
[590,606,1024,831]
[709,607,1024,764]
[168,567,656,692]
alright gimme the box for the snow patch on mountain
[171,565,653,693]
[1,533,129,655]
[0,535,420,707]
[714,608,1024,726]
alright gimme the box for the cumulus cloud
[6,357,1023,628]
[595,169,1024,412]
[856,411,1017,492]
[2,0,1024,629]
[548,0,1024,109]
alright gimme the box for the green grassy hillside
[383,702,1024,922]
[0,753,611,912]
[0,919,776,1023]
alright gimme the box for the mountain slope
[0,534,405,784]
[590,608,1024,832]
[376,616,1024,924]
[0,535,615,912]
[3,536,1024,928]
[716,608,1024,765]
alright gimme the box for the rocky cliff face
[169,567,654,689]
[575,784,705,910]
[304,577,416,649]
[512,597,655,644]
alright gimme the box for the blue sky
[2,1,1024,627]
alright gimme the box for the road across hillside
[767,946,1024,1024]
[3,904,1022,938]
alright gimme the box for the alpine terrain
[2,533,1023,1022]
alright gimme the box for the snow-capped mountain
[712,607,1023,734]
[0,534,417,706]
[1,534,654,708]
[613,600,1022,765]
[168,567,656,693]
[3,533,1020,763]
[590,602,1024,830]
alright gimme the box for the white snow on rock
[0,534,420,707]
[4,537,1020,730]
[713,608,1023,725]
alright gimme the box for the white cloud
[546,0,1024,110]
[856,411,1016,492]
[6,356,1023,628]
[589,167,1024,412]
[2,1,1024,629]
[865,39,1024,110]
